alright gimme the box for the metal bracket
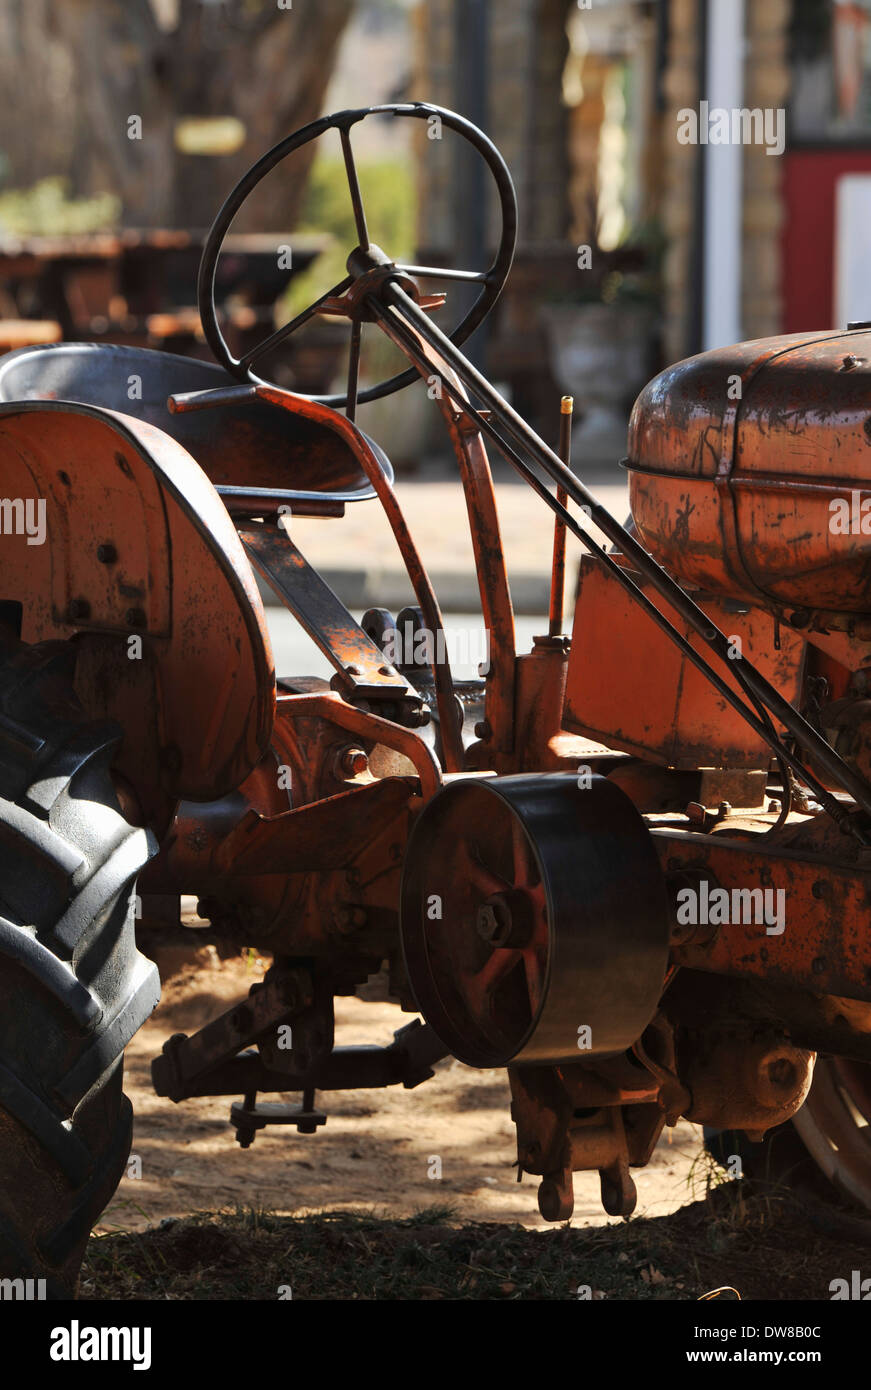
[238,521,416,701]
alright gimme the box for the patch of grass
[0,178,119,236]
[80,1184,871,1301]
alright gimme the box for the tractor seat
[0,342,392,516]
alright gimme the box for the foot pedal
[230,1088,326,1148]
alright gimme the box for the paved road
[261,463,630,620]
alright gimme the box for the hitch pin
[548,395,573,637]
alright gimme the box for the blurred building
[413,0,871,455]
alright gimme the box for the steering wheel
[197,102,518,411]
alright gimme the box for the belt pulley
[400,774,670,1067]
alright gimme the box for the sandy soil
[99,943,706,1239]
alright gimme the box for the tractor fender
[0,399,275,811]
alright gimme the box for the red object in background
[782,150,871,332]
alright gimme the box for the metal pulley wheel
[400,774,670,1067]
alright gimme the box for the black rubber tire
[0,633,160,1296]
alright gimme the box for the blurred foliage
[285,155,415,318]
[556,211,664,309]
[0,178,119,236]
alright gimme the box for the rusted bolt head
[340,746,369,777]
[767,1056,796,1090]
[67,597,90,622]
[476,903,503,944]
[97,542,117,564]
[475,892,533,948]
[333,903,366,935]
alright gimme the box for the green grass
[0,178,119,236]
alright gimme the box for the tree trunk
[0,0,354,229]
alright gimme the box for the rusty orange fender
[0,400,275,806]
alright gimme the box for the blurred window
[791,0,871,142]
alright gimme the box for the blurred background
[6,0,871,1238]
[0,0,869,632]
[0,1,869,448]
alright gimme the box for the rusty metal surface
[275,691,442,803]
[238,521,413,699]
[628,328,871,615]
[565,554,806,769]
[0,400,274,805]
[214,777,417,877]
[655,821,871,1003]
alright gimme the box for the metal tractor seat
[0,341,392,517]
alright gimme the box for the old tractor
[2,103,871,1295]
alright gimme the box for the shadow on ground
[81,1184,869,1300]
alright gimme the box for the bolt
[337,745,369,778]
[474,720,491,740]
[842,354,861,370]
[67,597,90,622]
[475,893,532,948]
[333,904,366,935]
[476,904,502,943]
[767,1056,796,1088]
[346,665,361,677]
[96,542,117,564]
[405,705,431,729]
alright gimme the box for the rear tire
[0,633,159,1295]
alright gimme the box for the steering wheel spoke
[198,102,517,408]
[395,264,493,285]
[340,124,370,253]
[239,275,353,371]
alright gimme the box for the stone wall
[660,0,792,361]
[742,0,791,343]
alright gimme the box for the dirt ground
[82,1187,870,1301]
[99,943,706,1239]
